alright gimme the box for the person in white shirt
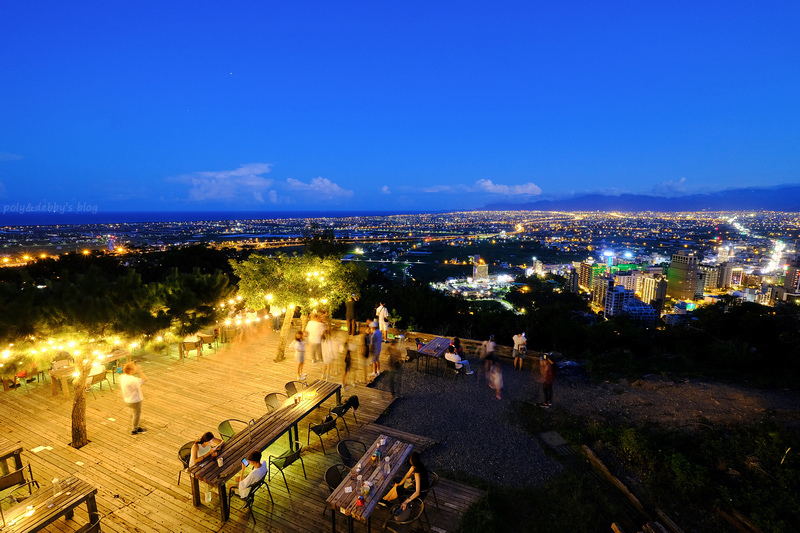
[304,312,327,364]
[445,345,473,374]
[376,302,390,341]
[230,450,267,498]
[120,362,147,435]
[512,332,527,371]
[288,331,306,379]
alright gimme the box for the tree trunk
[71,365,89,448]
[274,305,295,362]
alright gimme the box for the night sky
[1,1,799,213]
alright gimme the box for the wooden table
[0,437,23,476]
[48,367,75,399]
[198,333,218,351]
[327,434,413,533]
[417,337,452,375]
[189,379,342,522]
[0,475,99,532]
[179,340,202,360]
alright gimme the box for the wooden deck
[0,325,484,532]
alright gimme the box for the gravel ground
[370,356,563,488]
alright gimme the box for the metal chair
[284,380,308,397]
[336,439,367,468]
[0,463,38,495]
[177,441,193,485]
[382,499,425,533]
[444,359,465,378]
[264,392,288,413]
[268,442,307,493]
[418,471,440,529]
[406,348,423,372]
[329,395,359,434]
[228,477,273,524]
[85,366,113,399]
[0,480,41,528]
[323,464,350,515]
[218,418,248,442]
[307,415,341,455]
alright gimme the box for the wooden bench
[0,476,99,532]
[189,379,342,522]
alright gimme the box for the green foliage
[231,252,365,313]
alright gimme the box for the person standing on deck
[305,312,327,364]
[346,295,357,336]
[369,321,383,379]
[540,353,555,407]
[512,332,527,371]
[376,302,389,341]
[120,362,147,435]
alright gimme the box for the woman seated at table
[382,451,430,510]
[190,432,223,503]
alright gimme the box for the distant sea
[0,210,417,227]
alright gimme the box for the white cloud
[173,163,274,202]
[423,185,455,193]
[268,190,278,203]
[285,177,353,197]
[475,179,542,195]
[381,185,391,194]
[0,152,23,162]
[652,177,688,197]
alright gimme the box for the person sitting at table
[191,432,223,502]
[382,451,430,510]
[445,345,473,375]
[452,337,466,358]
[229,450,267,498]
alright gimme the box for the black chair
[284,380,308,397]
[0,480,42,527]
[218,418,248,442]
[336,439,367,468]
[329,395,359,433]
[0,463,38,497]
[268,443,307,493]
[382,499,425,533]
[307,414,341,455]
[406,348,424,372]
[228,477,273,524]
[444,359,465,378]
[264,392,288,412]
[323,464,350,515]
[418,471,440,529]
[177,441,193,485]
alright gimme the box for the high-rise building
[667,251,700,300]
[605,284,634,317]
[473,262,489,280]
[784,260,800,292]
[642,275,668,308]
[613,271,638,293]
[592,277,613,309]
[568,268,580,294]
[699,265,720,289]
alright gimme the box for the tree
[231,253,365,361]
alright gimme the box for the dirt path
[554,374,800,429]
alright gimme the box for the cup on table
[217,457,223,467]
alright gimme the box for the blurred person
[121,362,147,435]
[386,338,403,396]
[540,353,555,407]
[377,301,390,341]
[288,331,306,380]
[346,295,357,336]
[369,321,383,378]
[305,312,327,364]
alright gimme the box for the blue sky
[1,1,799,213]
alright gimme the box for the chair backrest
[446,359,457,370]
[88,371,107,386]
[242,478,267,504]
[313,416,337,436]
[420,471,438,500]
[280,446,303,468]
[337,440,366,468]
[264,392,287,412]
[406,348,419,361]
[285,380,307,397]
[178,441,194,468]
[0,465,26,491]
[219,421,235,442]
[52,358,71,370]
[325,464,345,491]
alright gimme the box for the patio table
[326,434,413,533]
[0,475,99,532]
[0,437,23,476]
[189,379,341,522]
[417,337,452,375]
[48,367,75,399]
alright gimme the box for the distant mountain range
[484,185,800,212]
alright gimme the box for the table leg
[190,475,201,507]
[65,507,74,520]
[330,505,336,532]
[218,481,230,522]
[86,494,100,532]
[60,377,70,398]
[50,375,59,396]
[336,387,342,404]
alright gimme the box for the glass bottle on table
[384,456,391,476]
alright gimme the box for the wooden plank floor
[0,325,484,532]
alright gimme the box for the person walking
[288,331,306,379]
[488,359,503,400]
[512,332,527,371]
[346,295,357,336]
[369,321,383,379]
[305,312,327,364]
[120,362,147,435]
[386,338,403,396]
[540,353,555,407]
